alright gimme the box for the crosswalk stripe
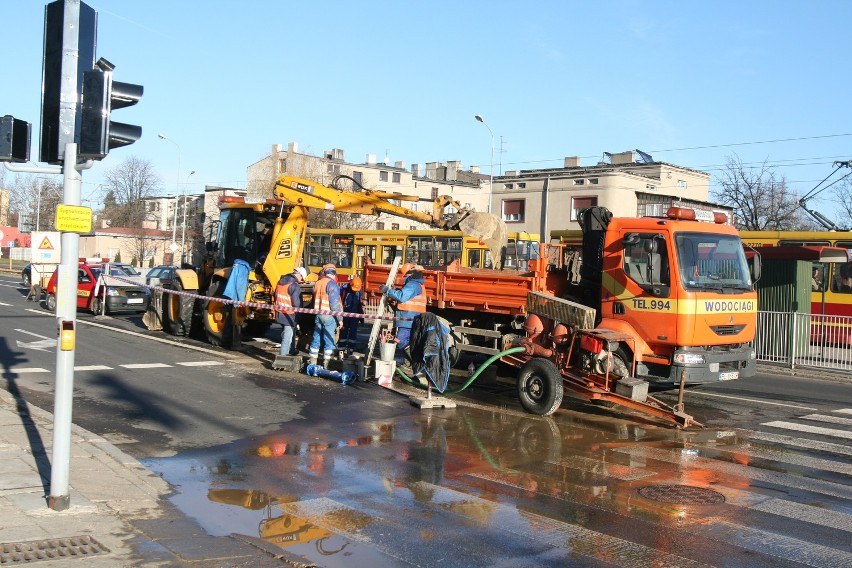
[702,519,852,566]
[746,430,852,456]
[695,441,852,476]
[612,445,852,500]
[419,481,713,568]
[549,455,657,480]
[750,498,852,533]
[74,365,112,371]
[801,413,852,426]
[833,408,852,415]
[175,361,224,367]
[763,421,852,440]
[120,363,172,369]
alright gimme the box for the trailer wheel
[91,297,107,316]
[164,280,195,337]
[517,358,563,416]
[44,293,56,312]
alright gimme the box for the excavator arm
[273,175,508,263]
[276,175,471,229]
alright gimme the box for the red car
[43,262,151,315]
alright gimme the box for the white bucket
[379,342,397,361]
[374,360,396,387]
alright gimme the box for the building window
[376,222,385,230]
[574,179,585,185]
[589,178,599,185]
[353,171,363,186]
[431,187,439,199]
[572,196,597,220]
[380,171,388,182]
[410,225,417,230]
[392,172,401,183]
[327,164,340,174]
[502,199,525,222]
[678,180,687,188]
[646,184,656,190]
[517,182,526,189]
[504,183,514,189]
[391,223,399,230]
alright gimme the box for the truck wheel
[164,280,195,337]
[203,280,238,348]
[517,358,563,416]
[44,294,56,312]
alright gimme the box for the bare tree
[711,155,810,230]
[831,177,852,231]
[5,174,64,231]
[101,156,161,228]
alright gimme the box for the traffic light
[79,58,143,160]
[0,115,31,163]
[40,0,96,164]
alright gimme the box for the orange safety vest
[314,276,333,311]
[397,287,427,313]
[274,281,295,312]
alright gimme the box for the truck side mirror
[751,254,762,283]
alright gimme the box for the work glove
[379,284,388,294]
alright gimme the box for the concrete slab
[409,395,457,409]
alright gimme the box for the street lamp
[157,133,181,262]
[474,114,494,214]
[180,171,195,265]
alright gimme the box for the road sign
[31,231,61,263]
[55,204,93,232]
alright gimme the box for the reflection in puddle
[143,405,746,566]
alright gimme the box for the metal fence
[755,311,852,371]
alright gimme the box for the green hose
[395,345,527,394]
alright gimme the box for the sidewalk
[0,389,302,567]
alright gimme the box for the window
[380,171,388,182]
[589,178,599,185]
[502,199,525,222]
[677,180,687,188]
[353,171,363,186]
[571,196,597,220]
[574,179,585,185]
[431,187,439,199]
[376,222,385,230]
[646,184,656,190]
[504,183,514,189]
[392,172,401,183]
[306,234,354,269]
[327,164,340,174]
[391,223,399,230]
[517,182,526,189]
[831,261,852,294]
[624,233,671,291]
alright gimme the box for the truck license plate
[719,371,738,381]
[127,298,143,304]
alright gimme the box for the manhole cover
[0,536,109,564]
[636,484,726,505]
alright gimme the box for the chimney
[610,151,636,165]
[411,163,421,177]
[287,142,298,153]
[446,160,461,181]
[470,165,480,174]
[366,153,376,165]
[425,162,438,180]
[272,144,282,154]
[564,156,581,168]
[394,160,406,170]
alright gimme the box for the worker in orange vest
[309,264,343,367]
[380,263,426,372]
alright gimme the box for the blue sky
[3,0,851,220]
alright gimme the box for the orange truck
[365,206,759,401]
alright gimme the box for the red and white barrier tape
[110,275,408,322]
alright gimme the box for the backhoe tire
[517,358,563,416]
[203,280,240,348]
[164,280,195,337]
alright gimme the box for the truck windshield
[675,233,752,291]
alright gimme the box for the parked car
[43,262,150,314]
[21,264,31,287]
[145,265,178,286]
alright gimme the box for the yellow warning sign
[39,237,54,250]
[55,205,93,233]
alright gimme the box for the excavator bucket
[457,212,508,267]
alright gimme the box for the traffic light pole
[48,142,89,511]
